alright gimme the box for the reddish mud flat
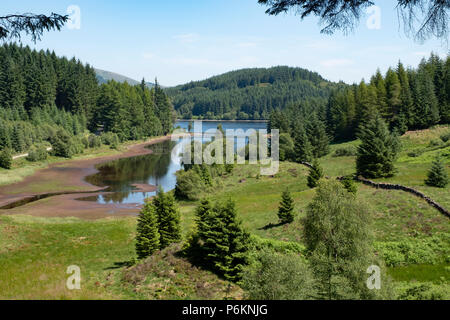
[0,136,171,219]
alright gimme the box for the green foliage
[136,201,160,260]
[101,132,120,149]
[356,116,400,178]
[279,133,294,161]
[340,176,358,194]
[304,181,389,300]
[0,43,174,154]
[26,145,48,162]
[440,132,450,143]
[186,199,250,282]
[278,189,295,224]
[0,148,12,169]
[153,188,182,250]
[325,54,449,143]
[50,129,73,158]
[87,134,102,149]
[249,235,306,255]
[307,159,324,188]
[175,169,204,200]
[375,235,450,267]
[293,124,313,163]
[333,146,357,157]
[425,156,449,188]
[241,249,316,300]
[396,282,449,300]
[166,66,335,120]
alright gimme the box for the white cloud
[320,59,354,67]
[172,33,200,43]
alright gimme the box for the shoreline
[0,135,172,218]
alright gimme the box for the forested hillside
[0,43,174,158]
[165,66,342,120]
[270,53,450,146]
[325,53,450,141]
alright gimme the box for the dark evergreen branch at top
[258,0,449,41]
[0,13,69,43]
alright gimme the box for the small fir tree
[278,189,295,224]
[425,157,449,188]
[153,187,182,249]
[356,116,400,178]
[307,159,324,189]
[136,201,160,260]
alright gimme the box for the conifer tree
[190,199,250,282]
[153,187,181,249]
[397,62,414,129]
[0,147,12,169]
[307,159,324,188]
[425,156,449,188]
[370,70,388,118]
[306,114,330,158]
[293,123,313,163]
[356,116,400,178]
[278,189,295,224]
[136,201,160,260]
[411,61,440,129]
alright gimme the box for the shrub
[175,169,204,201]
[0,148,13,169]
[440,132,450,143]
[88,134,102,149]
[340,176,358,194]
[241,249,316,300]
[249,235,306,255]
[375,235,449,267]
[26,145,48,162]
[333,146,357,157]
[101,132,120,149]
[51,129,72,158]
[396,282,449,300]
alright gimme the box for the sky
[1,0,449,86]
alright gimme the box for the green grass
[0,215,138,299]
[0,127,449,299]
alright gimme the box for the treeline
[0,43,174,161]
[166,66,341,120]
[326,53,450,141]
[270,53,450,166]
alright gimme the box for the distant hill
[95,69,156,88]
[165,66,343,120]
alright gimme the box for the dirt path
[0,136,172,219]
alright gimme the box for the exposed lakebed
[79,120,268,205]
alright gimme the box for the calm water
[81,121,267,205]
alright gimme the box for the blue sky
[1,0,448,86]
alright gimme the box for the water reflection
[80,140,181,204]
[81,121,268,205]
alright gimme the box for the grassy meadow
[0,126,449,299]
